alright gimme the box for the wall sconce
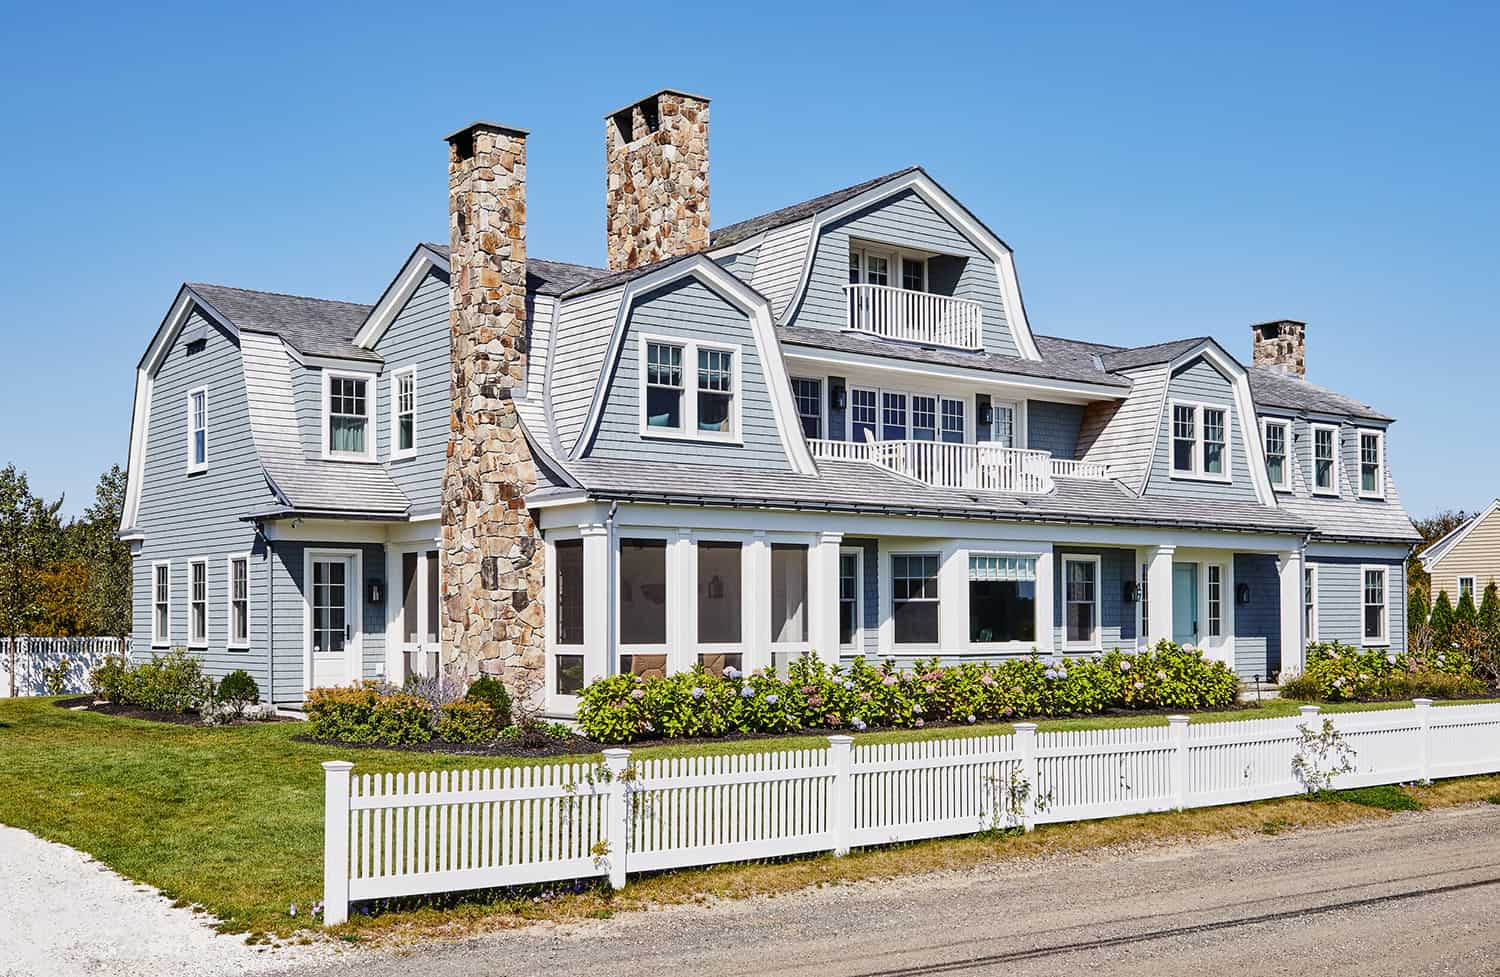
[1236,582,1251,605]
[979,403,993,425]
[1122,580,1141,604]
[832,386,847,410]
[368,580,384,605]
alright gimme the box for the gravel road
[299,804,1500,977]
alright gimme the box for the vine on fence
[981,769,1052,834]
[1291,718,1357,794]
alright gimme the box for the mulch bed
[290,732,605,758]
[52,696,291,727]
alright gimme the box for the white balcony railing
[844,284,984,350]
[1050,459,1110,479]
[810,439,1111,496]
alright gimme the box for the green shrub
[433,700,499,743]
[1430,591,1455,651]
[464,675,513,729]
[93,648,215,713]
[216,670,261,713]
[89,656,128,701]
[305,685,432,745]
[1283,640,1488,702]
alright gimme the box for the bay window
[892,554,940,645]
[1063,556,1100,649]
[969,555,1036,645]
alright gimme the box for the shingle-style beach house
[120,89,1420,713]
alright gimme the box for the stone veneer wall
[605,91,710,271]
[441,122,545,695]
[1252,319,1307,377]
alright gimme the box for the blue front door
[1172,563,1198,645]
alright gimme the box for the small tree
[78,465,131,638]
[1457,588,1479,631]
[1430,591,1456,651]
[1407,588,1431,653]
[1480,582,1500,648]
[0,465,64,696]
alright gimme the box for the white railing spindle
[844,284,983,350]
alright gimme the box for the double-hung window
[644,341,684,431]
[325,372,374,460]
[228,556,249,649]
[1139,563,1150,642]
[1312,424,1339,494]
[392,368,417,459]
[152,562,171,646]
[1459,576,1475,604]
[940,399,965,444]
[1263,419,1289,490]
[1304,566,1318,643]
[640,338,738,440]
[850,388,878,443]
[791,377,822,439]
[1358,430,1384,498]
[188,559,208,647]
[1171,402,1230,480]
[186,387,208,473]
[1172,405,1196,472]
[1362,566,1388,645]
[892,554,940,645]
[697,348,734,433]
[968,555,1037,645]
[839,551,861,648]
[1063,556,1100,649]
[1207,565,1223,638]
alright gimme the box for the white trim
[185,386,209,475]
[1260,417,1291,492]
[1167,397,1233,484]
[321,368,378,463]
[150,560,172,647]
[1360,563,1390,647]
[1310,422,1341,496]
[1304,563,1319,644]
[790,375,827,441]
[635,332,743,445]
[355,247,443,349]
[838,546,864,652]
[1458,575,1476,604]
[303,547,364,690]
[187,557,209,648]
[1357,428,1386,500]
[781,346,1124,401]
[1419,499,1500,571]
[226,553,251,650]
[389,366,418,461]
[1061,554,1103,651]
[889,550,943,650]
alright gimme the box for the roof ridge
[188,282,371,310]
[709,165,924,249]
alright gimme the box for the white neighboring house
[119,89,1420,713]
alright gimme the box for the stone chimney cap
[602,88,712,120]
[1251,318,1307,330]
[443,120,530,144]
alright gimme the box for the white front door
[398,549,441,682]
[307,551,360,689]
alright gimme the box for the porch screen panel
[620,540,668,645]
[556,540,585,646]
[424,551,439,644]
[771,544,808,643]
[698,541,743,644]
[401,553,419,643]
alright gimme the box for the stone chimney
[1251,319,1307,377]
[441,121,545,694]
[605,89,711,270]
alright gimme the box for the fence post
[321,761,354,926]
[602,748,632,890]
[1168,715,1190,811]
[1015,723,1039,832]
[1299,704,1321,722]
[1413,698,1434,784]
[828,735,854,856]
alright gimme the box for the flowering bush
[88,648,214,714]
[1280,640,1487,702]
[576,641,1240,744]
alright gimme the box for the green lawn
[0,694,1490,936]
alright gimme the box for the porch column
[580,523,609,683]
[747,531,771,673]
[1146,545,1176,646]
[1277,549,1305,676]
[669,528,694,675]
[809,531,844,667]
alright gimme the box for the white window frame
[850,242,930,293]
[1206,564,1224,638]
[1304,564,1319,644]
[1361,564,1389,646]
[986,398,1022,449]
[838,547,864,651]
[186,386,208,474]
[636,333,742,445]
[1458,576,1476,604]
[1311,423,1340,496]
[790,376,825,440]
[1357,428,1385,500]
[227,553,251,650]
[390,366,418,461]
[1261,417,1290,491]
[890,551,942,649]
[151,560,172,647]
[967,552,1041,652]
[188,558,208,648]
[1168,399,1232,483]
[1139,561,1150,647]
[1061,554,1102,651]
[849,386,879,443]
[321,369,377,462]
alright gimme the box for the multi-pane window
[394,370,416,455]
[188,388,207,471]
[1313,425,1337,493]
[968,555,1037,644]
[327,375,370,456]
[991,402,1016,448]
[697,541,743,644]
[850,388,878,443]
[912,395,937,441]
[892,554,940,645]
[1202,408,1226,476]
[555,540,584,646]
[1359,431,1383,497]
[791,378,822,439]
[697,348,734,433]
[940,399,965,444]
[901,256,926,292]
[838,552,860,647]
[1172,402,1230,479]
[153,563,170,644]
[1363,567,1387,643]
[881,392,908,441]
[645,342,684,431]
[1459,576,1475,604]
[863,253,890,286]
[1139,563,1150,640]
[189,560,207,646]
[229,557,249,648]
[1063,557,1099,648]
[1304,566,1318,643]
[1263,420,1289,489]
[1172,404,1196,472]
[1207,565,1223,637]
[771,544,809,644]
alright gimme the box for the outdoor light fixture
[832,386,846,410]
[979,403,993,424]
[1122,580,1141,603]
[1236,582,1251,605]
[368,580,384,605]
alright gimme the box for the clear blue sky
[2,1,1495,519]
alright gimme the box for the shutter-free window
[645,343,684,431]
[697,541,743,644]
[968,556,1037,644]
[1359,431,1383,496]
[328,376,370,456]
[189,560,207,646]
[1172,405,1196,472]
[791,378,822,439]
[1363,567,1387,642]
[1313,426,1337,492]
[1264,420,1288,488]
[697,348,734,434]
[556,540,584,646]
[229,557,249,647]
[892,554,940,645]
[1202,408,1226,476]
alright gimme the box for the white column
[1034,547,1055,653]
[1277,548,1305,676]
[747,531,770,672]
[1146,545,1176,646]
[809,531,844,667]
[580,524,609,683]
[669,528,694,675]
[938,543,967,654]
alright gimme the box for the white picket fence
[0,636,128,697]
[320,700,1500,924]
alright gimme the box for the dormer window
[1262,418,1290,490]
[1358,430,1385,499]
[323,370,375,461]
[638,335,740,443]
[1170,400,1230,482]
[1312,423,1339,495]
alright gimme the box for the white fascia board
[569,255,817,476]
[776,171,1043,361]
[354,246,447,349]
[705,229,770,258]
[780,346,1124,401]
[1166,340,1277,507]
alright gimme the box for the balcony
[809,439,1110,495]
[844,284,984,351]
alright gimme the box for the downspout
[606,500,619,678]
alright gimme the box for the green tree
[1457,587,1479,630]
[0,465,65,696]
[1407,587,1430,651]
[77,465,131,637]
[1429,590,1456,652]
[1481,581,1500,649]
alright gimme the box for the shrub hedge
[88,649,215,714]
[1281,641,1488,702]
[576,642,1241,744]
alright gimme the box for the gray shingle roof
[1098,337,1213,372]
[420,244,611,297]
[1248,367,1392,423]
[189,283,378,363]
[709,167,924,250]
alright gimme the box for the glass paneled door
[400,549,441,681]
[1172,563,1199,646]
[309,552,359,688]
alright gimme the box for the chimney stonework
[1251,319,1307,378]
[441,121,545,695]
[605,89,710,271]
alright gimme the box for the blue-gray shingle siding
[373,269,449,511]
[1027,400,1084,459]
[1233,553,1280,678]
[1053,548,1136,651]
[1310,557,1406,655]
[1144,357,1260,504]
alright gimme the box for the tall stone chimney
[441,121,545,694]
[1251,319,1307,378]
[605,89,711,270]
